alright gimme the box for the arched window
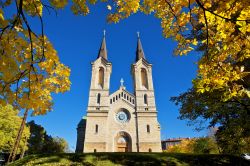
[95,124,98,133]
[141,68,148,89]
[98,67,104,88]
[149,148,152,152]
[94,149,97,153]
[147,125,150,133]
[97,93,101,104]
[144,94,148,105]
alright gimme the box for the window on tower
[141,68,148,89]
[97,93,101,104]
[95,124,98,133]
[147,125,150,133]
[144,94,148,105]
[98,67,104,88]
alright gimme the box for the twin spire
[135,32,145,61]
[97,31,146,62]
[97,30,108,60]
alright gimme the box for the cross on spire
[120,78,124,87]
[103,29,106,36]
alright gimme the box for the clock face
[116,111,129,123]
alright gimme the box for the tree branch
[195,0,250,22]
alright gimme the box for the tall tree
[27,121,69,154]
[0,104,30,154]
[26,121,46,154]
[171,88,250,153]
[1,0,71,162]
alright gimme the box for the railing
[110,91,135,106]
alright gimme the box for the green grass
[9,153,250,166]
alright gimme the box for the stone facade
[76,35,162,152]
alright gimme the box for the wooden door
[117,143,128,152]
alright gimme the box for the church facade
[76,34,162,152]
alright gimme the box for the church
[76,33,162,152]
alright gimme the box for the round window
[116,109,130,123]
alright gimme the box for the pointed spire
[97,30,107,60]
[136,32,145,61]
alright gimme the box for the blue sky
[10,3,207,150]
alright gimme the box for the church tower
[131,34,161,152]
[76,32,161,153]
[83,32,112,152]
[87,32,111,112]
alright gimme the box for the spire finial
[120,78,124,87]
[103,29,106,37]
[137,31,140,38]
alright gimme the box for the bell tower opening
[141,68,148,89]
[98,67,104,88]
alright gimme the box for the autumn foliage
[0,104,30,153]
[105,0,250,101]
[0,0,249,159]
[165,137,219,154]
[1,0,71,161]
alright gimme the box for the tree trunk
[20,136,28,159]
[7,108,29,163]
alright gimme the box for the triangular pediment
[110,88,135,107]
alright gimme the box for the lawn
[9,152,250,166]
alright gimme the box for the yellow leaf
[192,39,198,45]
[107,5,112,10]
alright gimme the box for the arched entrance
[115,131,132,152]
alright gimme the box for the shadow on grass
[90,153,164,166]
[8,152,250,166]
[161,153,250,166]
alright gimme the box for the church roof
[77,116,86,128]
[97,32,107,60]
[135,34,146,62]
